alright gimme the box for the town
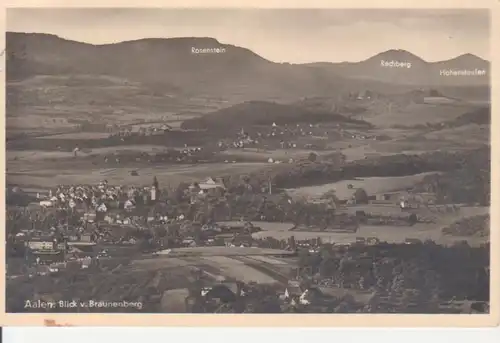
[6,146,490,313]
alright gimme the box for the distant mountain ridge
[307,49,489,87]
[6,32,490,102]
[6,32,361,102]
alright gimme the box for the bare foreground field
[128,249,294,284]
[200,256,278,284]
[6,250,295,313]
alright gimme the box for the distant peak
[364,49,426,64]
[118,36,223,46]
[163,36,221,43]
[386,49,411,53]
[453,53,486,61]
[378,49,420,58]
[458,53,479,58]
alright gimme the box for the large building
[27,237,67,264]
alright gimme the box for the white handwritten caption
[24,299,143,310]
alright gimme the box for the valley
[5,27,491,315]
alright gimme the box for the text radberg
[380,60,412,68]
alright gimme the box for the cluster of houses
[98,146,207,165]
[218,123,348,152]
[106,123,173,138]
[37,180,160,212]
[339,130,386,141]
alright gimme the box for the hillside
[7,33,490,106]
[447,107,490,127]
[6,75,182,114]
[292,89,436,114]
[180,101,372,130]
[6,32,392,103]
[291,88,485,128]
[307,49,490,87]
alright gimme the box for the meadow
[285,172,439,200]
[252,205,489,247]
[252,221,488,247]
[358,103,478,127]
[7,162,269,189]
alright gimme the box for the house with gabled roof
[197,177,226,193]
[199,177,224,189]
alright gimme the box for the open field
[7,111,204,134]
[6,162,269,189]
[128,257,193,272]
[252,223,488,247]
[242,255,290,265]
[340,144,429,161]
[252,206,489,247]
[7,145,177,161]
[217,221,295,232]
[7,74,223,124]
[285,172,439,200]
[343,204,488,223]
[370,125,490,154]
[220,148,321,161]
[160,288,191,312]
[7,114,75,130]
[230,256,292,284]
[159,246,294,257]
[123,249,295,286]
[371,140,483,154]
[339,129,485,161]
[7,150,83,161]
[357,104,478,127]
[423,124,489,144]
[341,131,487,160]
[201,256,279,284]
[37,132,112,140]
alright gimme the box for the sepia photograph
[3,6,493,317]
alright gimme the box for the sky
[6,8,490,63]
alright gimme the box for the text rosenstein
[191,47,227,54]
